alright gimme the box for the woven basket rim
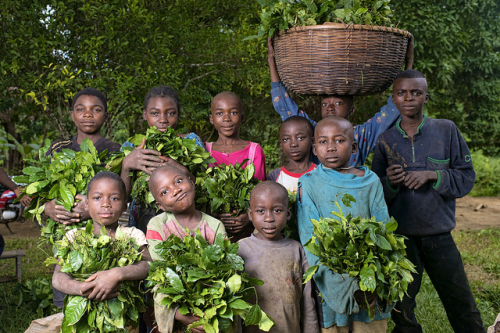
[276,23,412,38]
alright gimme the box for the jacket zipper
[411,138,415,163]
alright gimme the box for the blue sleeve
[354,95,400,166]
[184,132,206,150]
[271,81,317,127]
[297,179,360,315]
[432,125,475,198]
[120,141,134,151]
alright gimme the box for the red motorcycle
[0,186,25,233]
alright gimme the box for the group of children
[43,45,487,333]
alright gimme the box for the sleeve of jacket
[271,81,317,127]
[432,124,475,198]
[369,175,391,224]
[371,137,399,204]
[297,179,360,315]
[355,96,400,165]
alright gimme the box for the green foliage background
[1,0,499,194]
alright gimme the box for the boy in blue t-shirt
[372,69,485,333]
[297,116,392,332]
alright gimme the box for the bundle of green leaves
[106,126,214,209]
[195,161,260,215]
[15,138,107,243]
[45,222,145,333]
[252,0,394,39]
[147,233,274,333]
[303,194,416,319]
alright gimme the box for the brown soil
[1,196,499,239]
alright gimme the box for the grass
[1,230,499,333]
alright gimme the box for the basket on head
[273,23,413,96]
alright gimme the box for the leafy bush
[470,150,500,197]
[14,278,59,318]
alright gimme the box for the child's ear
[247,208,253,222]
[209,113,214,125]
[424,93,430,104]
[312,143,318,156]
[286,207,292,221]
[105,112,109,123]
[349,106,356,118]
[241,113,246,123]
[142,109,148,121]
[84,196,89,211]
[351,141,358,154]
[155,201,166,212]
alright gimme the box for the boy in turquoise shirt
[297,116,392,332]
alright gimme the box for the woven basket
[273,23,413,96]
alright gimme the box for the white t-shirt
[64,225,147,247]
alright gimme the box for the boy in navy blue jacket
[372,69,485,333]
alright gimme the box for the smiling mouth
[176,192,188,201]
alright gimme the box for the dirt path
[1,196,499,238]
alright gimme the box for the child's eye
[150,111,158,116]
[161,189,168,195]
[335,101,343,106]
[93,108,102,112]
[256,209,264,214]
[282,138,289,142]
[216,112,223,116]
[319,140,326,144]
[167,112,176,117]
[274,208,283,213]
[336,139,344,143]
[297,136,305,141]
[322,102,327,107]
[398,92,405,96]
[92,196,100,200]
[231,111,238,115]
[176,179,183,184]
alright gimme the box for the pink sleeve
[252,144,266,181]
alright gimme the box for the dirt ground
[1,195,499,239]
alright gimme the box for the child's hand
[122,138,166,175]
[403,171,438,190]
[44,199,82,225]
[218,211,251,234]
[174,310,205,333]
[14,187,32,207]
[80,268,122,301]
[386,164,405,186]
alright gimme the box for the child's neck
[213,135,248,154]
[93,221,119,238]
[284,159,312,174]
[174,207,203,231]
[325,165,365,177]
[77,130,103,145]
[400,113,424,139]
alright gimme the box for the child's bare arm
[52,264,86,296]
[81,245,151,301]
[268,38,280,83]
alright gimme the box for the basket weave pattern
[273,23,412,96]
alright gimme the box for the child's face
[321,96,354,120]
[280,121,312,162]
[143,96,179,131]
[209,96,244,138]
[392,78,429,119]
[86,178,126,226]
[152,168,196,214]
[248,188,290,242]
[71,95,107,135]
[313,120,357,169]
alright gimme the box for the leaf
[227,274,242,293]
[165,267,185,292]
[244,304,263,326]
[258,311,275,331]
[302,265,318,283]
[229,299,249,310]
[59,186,75,210]
[385,218,398,232]
[69,250,83,271]
[375,235,392,251]
[65,296,88,325]
[341,193,356,207]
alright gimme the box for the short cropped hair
[280,116,314,137]
[87,171,126,199]
[72,88,107,112]
[394,69,426,81]
[250,181,289,207]
[143,86,180,113]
